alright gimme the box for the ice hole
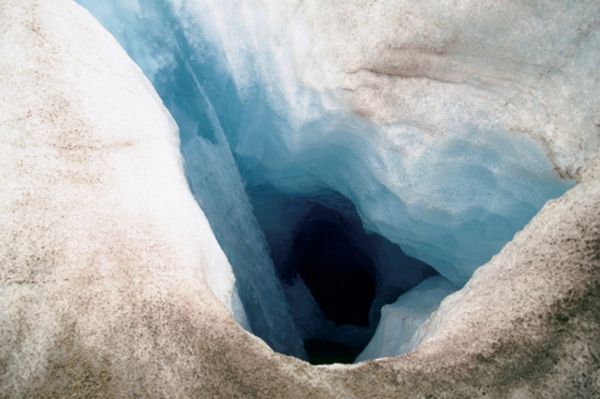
[77,0,575,366]
[253,192,438,364]
[292,207,377,327]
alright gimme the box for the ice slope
[0,0,251,392]
[356,276,457,362]
[76,0,306,358]
[247,0,600,179]
[0,0,241,311]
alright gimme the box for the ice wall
[168,0,573,286]
[251,190,441,362]
[79,0,575,360]
[77,0,306,358]
[356,276,457,362]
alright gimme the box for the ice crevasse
[76,0,584,362]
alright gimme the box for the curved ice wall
[76,0,306,358]
[78,0,573,360]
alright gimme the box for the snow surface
[0,0,244,357]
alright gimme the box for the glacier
[76,0,576,362]
[356,276,457,362]
[76,0,306,358]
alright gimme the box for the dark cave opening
[257,192,439,365]
[290,207,377,327]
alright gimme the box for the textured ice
[154,0,573,285]
[77,0,305,358]
[356,276,457,362]
[78,0,575,360]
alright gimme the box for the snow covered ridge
[0,0,246,391]
[1,0,599,397]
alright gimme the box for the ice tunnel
[251,190,440,363]
[78,1,575,364]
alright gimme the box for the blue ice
[77,0,306,358]
[78,0,574,361]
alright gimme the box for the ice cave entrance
[78,0,575,366]
[258,193,439,364]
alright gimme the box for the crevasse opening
[78,1,575,364]
[253,190,438,363]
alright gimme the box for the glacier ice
[356,276,457,362]
[252,191,441,362]
[77,0,305,358]
[78,0,575,362]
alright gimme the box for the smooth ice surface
[356,276,457,362]
[79,0,575,359]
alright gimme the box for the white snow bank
[0,1,244,371]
